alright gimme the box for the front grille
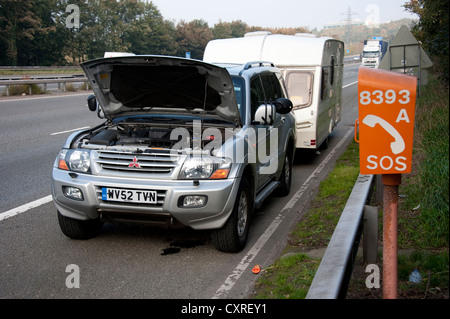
[96,150,178,174]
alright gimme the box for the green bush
[413,77,449,246]
[6,84,44,96]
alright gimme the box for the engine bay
[89,126,175,148]
[75,121,231,153]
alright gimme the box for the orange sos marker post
[358,67,417,299]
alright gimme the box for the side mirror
[273,98,293,114]
[254,104,275,125]
[87,95,97,112]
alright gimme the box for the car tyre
[57,210,103,240]
[277,150,292,196]
[212,178,252,253]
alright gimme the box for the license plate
[102,188,157,204]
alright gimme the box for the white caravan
[204,32,344,150]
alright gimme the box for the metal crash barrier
[306,173,375,299]
[0,77,88,96]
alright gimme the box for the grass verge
[0,68,83,76]
[251,73,449,299]
[251,140,361,299]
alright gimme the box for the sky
[148,0,417,30]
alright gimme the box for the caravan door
[317,44,343,148]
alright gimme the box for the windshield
[363,51,380,58]
[232,76,245,122]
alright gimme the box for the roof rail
[243,61,275,70]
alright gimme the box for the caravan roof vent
[245,31,272,37]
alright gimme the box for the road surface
[0,64,360,299]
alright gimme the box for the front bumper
[51,168,240,230]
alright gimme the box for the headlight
[178,156,231,180]
[57,149,91,173]
[69,150,91,172]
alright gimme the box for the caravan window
[285,71,313,108]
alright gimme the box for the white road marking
[212,213,284,299]
[0,92,91,103]
[283,128,354,212]
[212,128,354,299]
[50,126,90,136]
[0,195,53,222]
[343,81,358,89]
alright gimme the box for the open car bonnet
[81,55,241,126]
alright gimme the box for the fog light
[63,186,84,201]
[179,195,207,208]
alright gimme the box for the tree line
[0,0,308,66]
[1,0,447,79]
[403,0,449,83]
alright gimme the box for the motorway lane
[0,93,103,212]
[0,64,360,299]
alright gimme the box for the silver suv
[52,56,296,252]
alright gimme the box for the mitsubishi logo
[128,156,141,168]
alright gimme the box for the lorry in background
[361,38,388,69]
[204,32,344,151]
